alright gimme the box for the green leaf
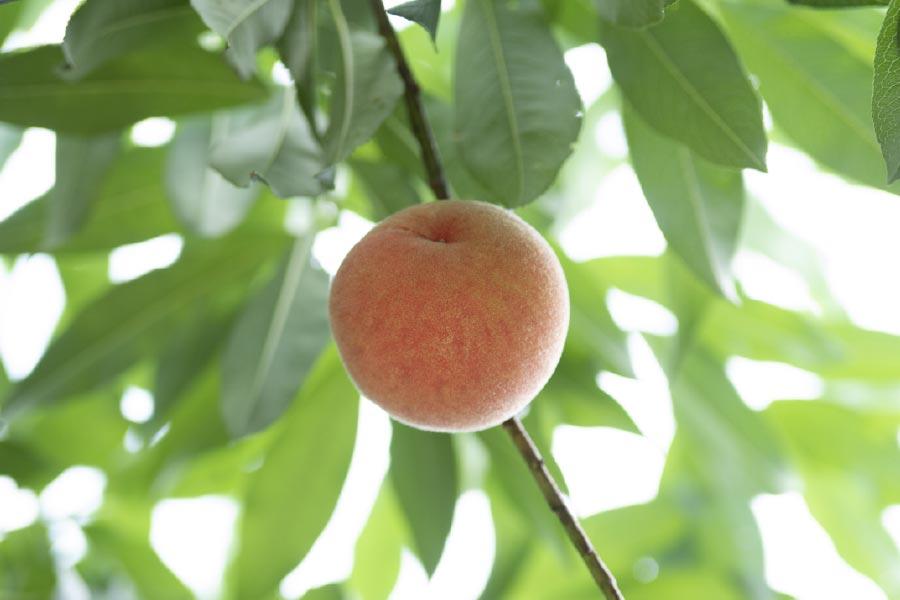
[348,485,406,600]
[84,497,192,600]
[717,1,893,190]
[389,423,458,575]
[233,347,358,599]
[454,0,582,206]
[0,524,55,600]
[0,123,22,171]
[151,313,231,432]
[210,87,330,198]
[45,132,122,247]
[560,252,634,378]
[302,584,348,600]
[190,0,293,78]
[221,236,330,437]
[8,392,128,472]
[62,0,199,79]
[323,27,404,164]
[599,0,767,171]
[3,236,285,417]
[623,102,744,298]
[874,0,900,182]
[0,43,266,133]
[166,117,258,237]
[388,0,441,41]
[0,0,25,44]
[0,147,180,255]
[350,159,421,218]
[596,0,668,28]
[789,0,887,5]
[277,0,318,127]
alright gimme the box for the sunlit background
[1,1,899,599]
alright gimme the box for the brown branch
[503,417,624,600]
[367,0,450,200]
[367,4,622,598]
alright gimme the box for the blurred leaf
[668,347,785,494]
[0,44,266,133]
[323,29,403,164]
[481,482,534,600]
[0,523,55,600]
[717,1,894,190]
[165,430,271,497]
[597,0,669,28]
[0,147,180,255]
[623,102,743,298]
[55,255,110,329]
[45,132,122,247]
[190,0,293,78]
[8,392,128,473]
[561,252,633,378]
[805,472,900,597]
[600,0,767,170]
[166,117,258,237]
[874,0,900,182]
[302,584,348,600]
[350,158,421,218]
[521,404,570,494]
[789,0,887,5]
[348,484,406,600]
[3,236,285,416]
[62,0,198,78]
[390,422,457,575]
[0,124,21,171]
[627,570,744,600]
[0,0,25,43]
[540,341,638,433]
[210,87,330,198]
[454,0,581,207]
[389,0,441,41]
[150,312,231,433]
[221,235,330,437]
[84,497,192,600]
[233,347,358,599]
[0,440,54,490]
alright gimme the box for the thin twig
[367,0,450,200]
[366,4,623,598]
[503,417,624,600]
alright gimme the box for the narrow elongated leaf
[874,0,900,182]
[390,423,457,575]
[599,0,767,170]
[623,103,744,297]
[3,236,285,416]
[349,485,406,600]
[0,147,180,255]
[166,118,258,237]
[62,0,198,78]
[190,0,293,78]
[234,347,358,599]
[388,0,441,41]
[323,30,403,164]
[210,88,330,198]
[597,0,668,28]
[0,44,266,133]
[221,235,331,437]
[277,0,318,126]
[718,2,894,190]
[45,132,121,247]
[454,0,582,206]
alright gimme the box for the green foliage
[2,0,900,597]
[600,0,767,170]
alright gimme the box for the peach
[328,200,569,432]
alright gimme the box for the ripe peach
[328,200,569,432]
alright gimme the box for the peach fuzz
[328,200,569,432]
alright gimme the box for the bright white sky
[0,2,899,600]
